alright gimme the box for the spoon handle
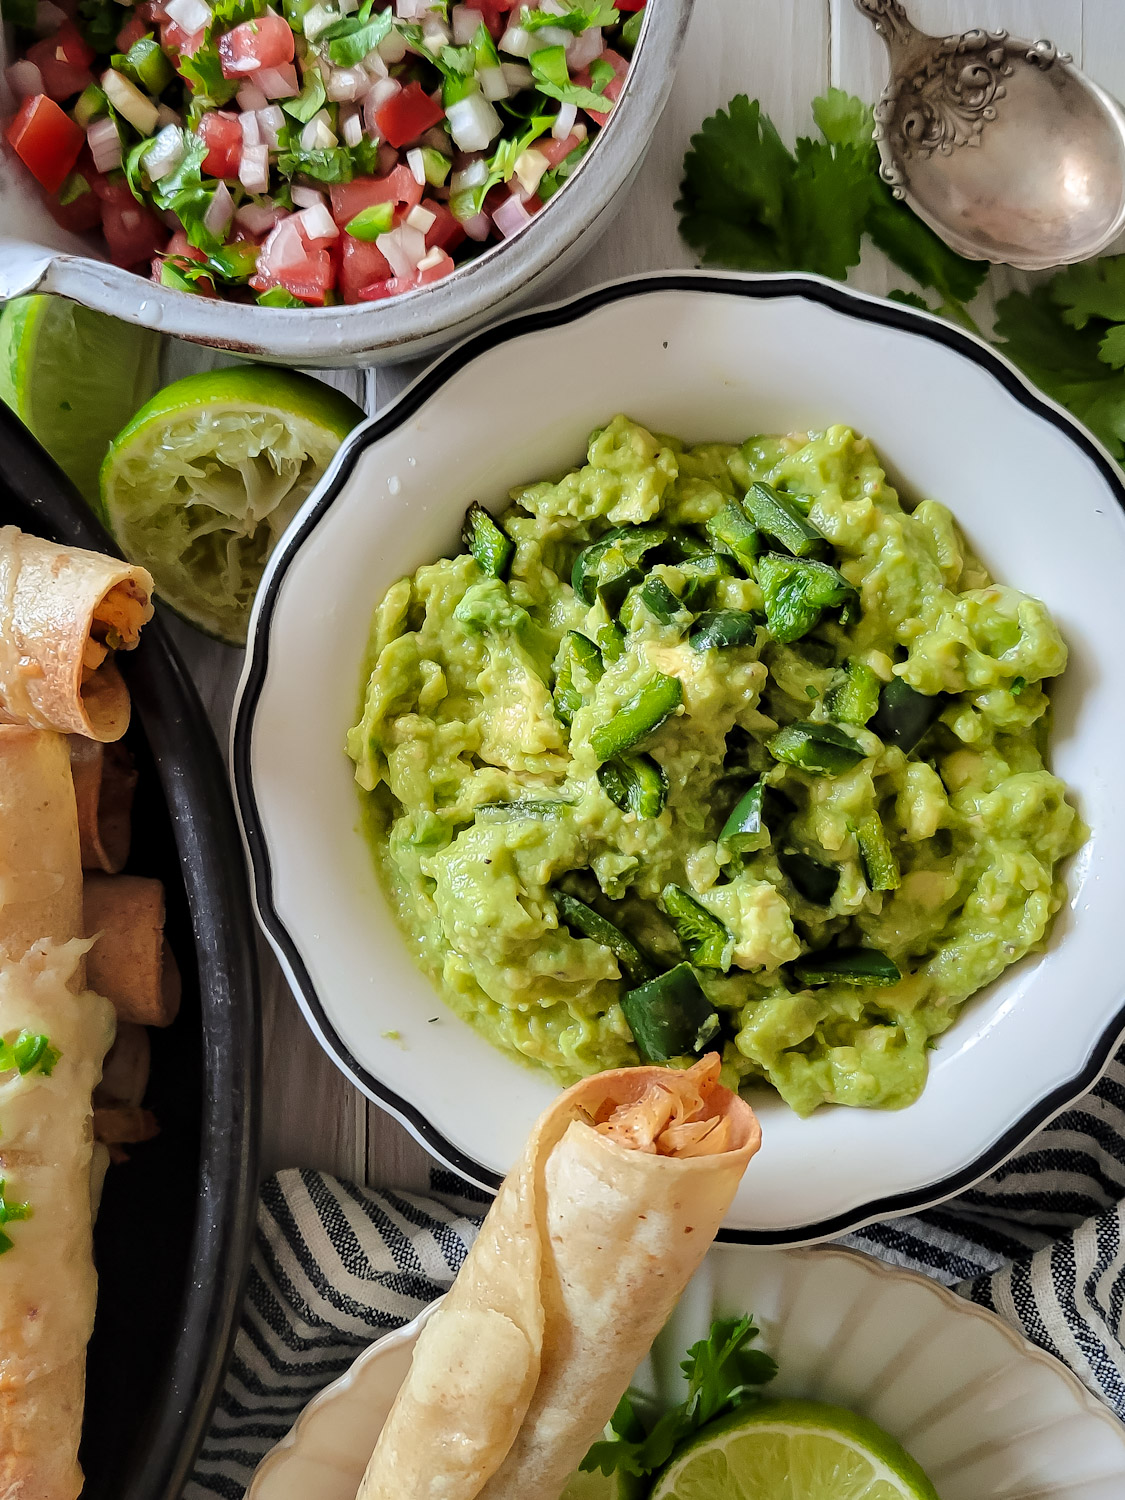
[853,0,920,58]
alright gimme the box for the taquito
[0,725,115,1500]
[0,528,153,742]
[83,874,180,1027]
[69,738,137,873]
[358,1055,760,1500]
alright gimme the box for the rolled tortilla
[358,1056,760,1500]
[83,873,180,1027]
[0,727,83,965]
[0,527,154,742]
[69,737,137,873]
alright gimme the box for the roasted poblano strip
[757,552,856,643]
[824,658,882,726]
[661,884,729,969]
[621,963,721,1062]
[778,848,840,905]
[553,630,604,725]
[462,502,514,578]
[793,946,902,987]
[689,610,759,651]
[767,720,865,775]
[591,673,683,762]
[870,676,947,753]
[554,890,653,984]
[743,482,827,558]
[705,501,760,573]
[853,812,900,892]
[597,753,668,818]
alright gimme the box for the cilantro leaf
[866,188,987,312]
[277,137,379,183]
[1050,254,1125,331]
[580,1315,776,1480]
[282,70,328,123]
[180,45,239,112]
[530,44,615,111]
[521,1,616,31]
[789,134,876,280]
[811,87,874,150]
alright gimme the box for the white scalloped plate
[246,1245,1125,1500]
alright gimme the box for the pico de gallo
[3,0,644,305]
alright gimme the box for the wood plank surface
[169,0,1125,1193]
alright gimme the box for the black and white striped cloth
[186,1047,1125,1499]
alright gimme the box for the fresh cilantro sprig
[676,89,987,328]
[580,1315,777,1480]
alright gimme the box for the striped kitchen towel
[187,1047,1125,1499]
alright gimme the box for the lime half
[649,1399,939,1500]
[100,365,364,644]
[559,1467,642,1500]
[0,294,161,505]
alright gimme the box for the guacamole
[346,417,1085,1115]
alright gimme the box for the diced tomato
[359,249,454,300]
[616,0,645,8]
[115,14,150,51]
[534,131,581,169]
[329,165,423,229]
[100,183,168,268]
[152,228,217,295]
[6,93,83,192]
[218,14,295,78]
[338,234,393,304]
[161,18,205,58]
[573,48,628,126]
[416,248,455,285]
[420,198,463,254]
[46,174,102,232]
[197,110,242,178]
[475,0,515,38]
[138,0,168,21]
[373,82,444,150]
[26,21,96,100]
[250,214,335,305]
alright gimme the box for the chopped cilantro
[257,287,306,306]
[530,44,615,111]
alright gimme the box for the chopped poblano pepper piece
[638,576,687,625]
[124,34,174,94]
[553,630,604,725]
[719,780,770,854]
[662,884,729,969]
[571,525,668,605]
[462,502,514,579]
[597,753,667,818]
[689,610,759,651]
[767,720,865,775]
[257,287,305,307]
[793,946,902,987]
[621,963,720,1062]
[824,658,881,726]
[757,552,856,643]
[346,201,395,239]
[596,551,645,619]
[554,890,652,984]
[591,673,683,762]
[853,813,900,891]
[596,620,626,661]
[869,675,947,753]
[778,849,839,905]
[74,82,108,128]
[705,500,760,573]
[678,552,736,607]
[743,482,827,557]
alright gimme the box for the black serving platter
[0,404,260,1500]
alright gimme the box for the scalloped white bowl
[246,1244,1125,1500]
[234,272,1125,1243]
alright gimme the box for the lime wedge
[560,1467,643,1500]
[0,294,161,505]
[649,1399,939,1500]
[99,365,364,644]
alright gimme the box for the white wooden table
[169,0,1125,1194]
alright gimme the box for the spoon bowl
[858,0,1125,269]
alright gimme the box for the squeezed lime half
[649,1399,940,1500]
[99,365,364,644]
[0,294,161,504]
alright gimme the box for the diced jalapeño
[621,963,720,1062]
[462,502,514,578]
[591,674,683,763]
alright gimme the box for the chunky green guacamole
[346,417,1085,1115]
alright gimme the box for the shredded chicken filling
[591,1055,731,1158]
[81,581,150,684]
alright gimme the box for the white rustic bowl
[245,1244,1125,1500]
[0,1,690,367]
[233,272,1125,1243]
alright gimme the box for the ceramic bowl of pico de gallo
[0,0,689,365]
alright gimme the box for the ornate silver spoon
[856,0,1125,269]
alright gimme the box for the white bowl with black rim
[232,271,1125,1244]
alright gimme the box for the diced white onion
[405,203,435,233]
[155,103,182,127]
[406,146,426,184]
[87,115,122,172]
[445,91,501,151]
[376,223,426,276]
[361,49,389,78]
[460,208,491,240]
[492,191,531,238]
[33,1,66,36]
[552,100,576,139]
[450,156,487,192]
[238,142,269,193]
[341,106,363,147]
[257,63,299,98]
[337,0,358,13]
[531,23,570,48]
[102,67,159,136]
[395,0,438,17]
[377,29,408,63]
[143,123,187,181]
[5,60,44,100]
[420,16,450,52]
[295,201,339,240]
[237,82,270,112]
[239,110,261,147]
[450,5,483,44]
[500,61,532,88]
[368,75,401,110]
[256,103,285,146]
[203,180,235,237]
[302,4,335,38]
[299,110,337,149]
[291,184,325,208]
[236,200,284,235]
[567,25,603,70]
[498,24,534,57]
[326,64,371,101]
[572,120,588,142]
[513,146,548,195]
[478,65,508,102]
[540,0,568,13]
[260,214,306,272]
[164,0,212,34]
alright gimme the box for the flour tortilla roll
[84,873,180,1027]
[69,737,137,873]
[358,1055,760,1500]
[0,527,153,742]
[0,727,83,964]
